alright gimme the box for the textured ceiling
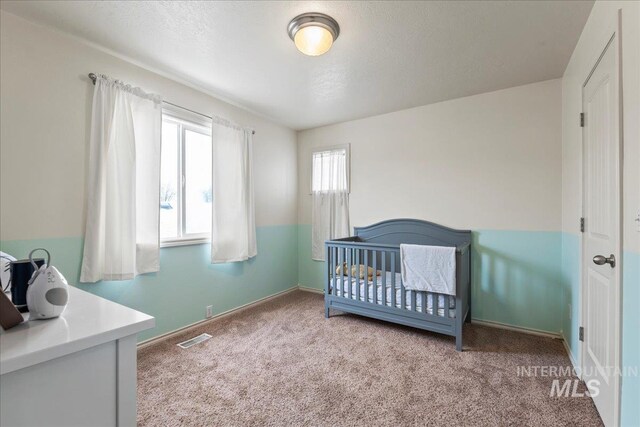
[0,1,593,130]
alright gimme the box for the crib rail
[324,240,455,320]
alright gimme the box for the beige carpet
[137,290,602,426]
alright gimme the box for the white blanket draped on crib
[400,244,456,296]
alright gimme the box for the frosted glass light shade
[294,25,334,56]
[288,13,340,57]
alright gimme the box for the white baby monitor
[26,248,69,319]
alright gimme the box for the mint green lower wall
[471,230,562,332]
[621,250,639,427]
[0,225,298,342]
[561,233,581,361]
[297,224,325,290]
[298,225,563,333]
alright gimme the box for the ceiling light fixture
[287,12,340,57]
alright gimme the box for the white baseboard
[471,318,562,339]
[297,285,324,294]
[562,334,580,375]
[137,286,299,349]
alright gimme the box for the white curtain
[80,75,162,283]
[311,149,350,260]
[211,119,256,263]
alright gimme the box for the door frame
[579,9,623,427]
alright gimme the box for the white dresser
[0,287,154,427]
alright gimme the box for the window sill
[161,238,210,248]
[308,192,351,195]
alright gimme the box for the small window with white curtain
[311,145,349,193]
[160,106,213,247]
[310,145,350,261]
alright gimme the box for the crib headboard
[353,218,471,249]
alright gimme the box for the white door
[581,26,621,427]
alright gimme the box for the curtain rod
[88,73,255,135]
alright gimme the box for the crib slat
[325,245,330,301]
[336,247,340,297]
[445,295,450,318]
[334,247,338,296]
[364,250,369,303]
[347,248,352,300]
[333,247,337,296]
[410,289,416,312]
[372,251,377,305]
[391,256,396,308]
[338,248,344,298]
[400,269,406,310]
[381,252,387,306]
[354,248,358,300]
[329,246,334,296]
[355,249,360,301]
[433,293,438,316]
[421,291,426,314]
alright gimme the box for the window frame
[310,144,350,194]
[160,105,213,248]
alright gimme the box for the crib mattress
[331,272,456,318]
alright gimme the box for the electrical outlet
[206,305,213,318]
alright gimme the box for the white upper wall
[297,79,562,232]
[561,1,640,253]
[0,11,298,241]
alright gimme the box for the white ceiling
[1,1,593,130]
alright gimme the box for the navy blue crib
[324,219,471,351]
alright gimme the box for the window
[310,145,350,260]
[311,145,349,193]
[160,107,212,246]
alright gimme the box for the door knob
[593,254,616,268]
